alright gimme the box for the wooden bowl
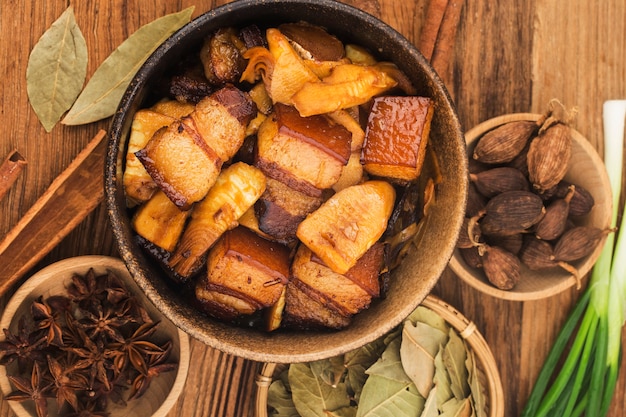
[449,113,612,300]
[105,0,467,363]
[0,256,190,417]
[254,295,505,417]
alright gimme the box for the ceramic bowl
[0,256,190,417]
[449,113,612,300]
[105,0,467,363]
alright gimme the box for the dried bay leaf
[326,406,358,417]
[406,306,449,335]
[268,378,300,417]
[434,349,454,410]
[62,7,194,126]
[356,375,424,417]
[345,336,388,403]
[400,320,448,397]
[365,335,412,383]
[289,362,351,417]
[421,385,440,417]
[310,356,346,388]
[443,328,470,400]
[440,397,472,417]
[466,351,488,417]
[27,6,87,132]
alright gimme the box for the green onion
[521,100,626,417]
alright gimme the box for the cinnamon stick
[418,0,449,61]
[0,149,27,201]
[0,130,107,296]
[430,0,463,78]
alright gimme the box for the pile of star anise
[0,268,178,417]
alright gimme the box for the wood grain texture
[0,1,625,416]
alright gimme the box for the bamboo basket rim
[254,294,505,417]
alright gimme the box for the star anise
[31,297,67,347]
[66,268,106,312]
[47,354,89,411]
[0,316,47,372]
[65,327,114,392]
[104,321,162,376]
[78,304,129,343]
[5,362,52,417]
[128,340,177,400]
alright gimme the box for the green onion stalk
[522,100,626,417]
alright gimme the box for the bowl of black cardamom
[449,107,613,301]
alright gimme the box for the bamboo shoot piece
[168,162,266,278]
[296,180,395,274]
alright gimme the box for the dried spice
[519,236,558,270]
[481,245,521,290]
[527,123,572,193]
[553,226,611,262]
[0,268,177,417]
[26,7,88,132]
[481,190,545,236]
[62,7,194,126]
[552,181,595,217]
[534,185,574,240]
[472,120,537,164]
[469,166,529,198]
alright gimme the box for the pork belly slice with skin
[168,162,266,279]
[282,279,352,330]
[296,180,396,275]
[203,226,291,308]
[255,103,351,197]
[292,245,373,316]
[136,120,222,210]
[136,86,256,209]
[195,284,260,321]
[254,177,325,243]
[187,85,256,162]
[361,96,434,182]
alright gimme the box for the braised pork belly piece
[195,226,291,319]
[362,96,434,182]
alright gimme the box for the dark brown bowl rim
[105,0,466,363]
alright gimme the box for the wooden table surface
[1,1,625,416]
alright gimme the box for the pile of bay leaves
[267,306,488,417]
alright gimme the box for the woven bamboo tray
[255,294,505,417]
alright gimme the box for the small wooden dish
[254,295,505,417]
[0,256,190,417]
[449,113,612,301]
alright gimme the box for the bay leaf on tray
[311,356,347,388]
[289,362,351,417]
[268,378,300,417]
[440,397,472,417]
[434,348,454,409]
[400,320,448,397]
[406,306,449,335]
[62,7,194,126]
[356,375,424,417]
[365,335,412,383]
[344,336,387,403]
[421,385,440,417]
[357,335,424,417]
[466,349,488,417]
[27,6,87,132]
[443,328,470,400]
